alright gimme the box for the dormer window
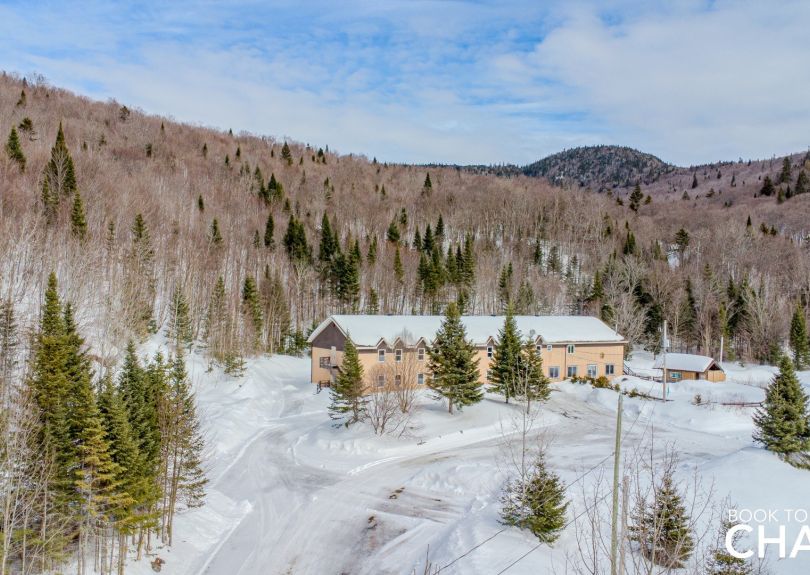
[395,349,403,363]
[378,349,386,362]
[417,347,425,361]
[487,346,494,358]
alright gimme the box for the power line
[435,398,648,573]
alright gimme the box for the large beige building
[307,314,626,391]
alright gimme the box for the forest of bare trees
[1,71,810,572]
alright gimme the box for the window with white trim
[567,344,575,354]
[605,364,615,376]
[376,374,385,387]
[319,356,331,368]
[417,347,425,361]
[487,346,494,358]
[536,344,543,352]
[378,349,385,362]
[395,349,402,363]
[587,364,597,378]
[394,374,402,386]
[567,365,578,378]
[417,373,425,385]
[549,366,560,378]
[547,344,553,352]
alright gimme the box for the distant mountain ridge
[521,145,675,190]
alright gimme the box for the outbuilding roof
[307,314,625,348]
[652,353,723,373]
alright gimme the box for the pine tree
[520,338,551,410]
[393,245,404,284]
[167,285,193,347]
[45,122,77,197]
[691,173,698,189]
[318,213,338,263]
[366,236,378,265]
[631,469,694,568]
[490,306,522,403]
[705,517,754,575]
[264,213,275,248]
[70,190,88,241]
[497,263,513,310]
[500,452,568,543]
[789,303,810,370]
[423,173,432,193]
[41,174,57,225]
[674,227,689,264]
[283,215,311,263]
[796,170,808,195]
[435,214,444,238]
[760,176,775,197]
[629,183,643,212]
[197,194,205,211]
[281,142,292,165]
[242,276,263,350]
[427,302,481,414]
[753,355,810,465]
[5,126,26,171]
[779,156,792,184]
[386,219,400,243]
[209,218,223,246]
[328,339,367,425]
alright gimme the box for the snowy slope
[125,342,810,575]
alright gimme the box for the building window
[417,373,425,385]
[487,346,494,358]
[670,371,682,380]
[605,364,615,376]
[319,356,331,368]
[536,344,542,352]
[567,365,578,378]
[587,364,597,378]
[547,344,553,352]
[549,366,560,379]
[378,349,385,362]
[376,374,385,387]
[395,374,402,386]
[417,347,425,361]
[395,349,403,363]
[567,344,575,354]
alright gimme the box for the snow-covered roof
[652,353,722,373]
[308,314,625,347]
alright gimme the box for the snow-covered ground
[127,344,810,574]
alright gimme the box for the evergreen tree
[365,288,380,314]
[795,170,808,195]
[45,122,77,197]
[393,245,404,284]
[422,224,434,253]
[753,355,810,465]
[490,306,522,403]
[41,175,57,225]
[679,279,698,350]
[435,214,444,238]
[264,213,275,248]
[630,469,694,568]
[209,218,223,246]
[70,190,87,241]
[242,276,263,349]
[789,303,810,370]
[197,194,205,211]
[412,227,422,250]
[366,236,378,265]
[283,215,311,263]
[328,339,367,425]
[318,213,338,263]
[423,173,432,193]
[500,452,568,543]
[629,183,643,212]
[674,227,689,264]
[622,230,637,256]
[5,126,26,171]
[386,218,400,243]
[167,285,193,347]
[520,338,551,410]
[691,173,698,189]
[779,156,792,184]
[760,176,775,197]
[427,302,482,414]
[706,516,754,575]
[281,142,292,165]
[497,263,513,310]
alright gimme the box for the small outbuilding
[653,353,726,382]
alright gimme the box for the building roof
[307,314,625,348]
[652,353,723,373]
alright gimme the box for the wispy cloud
[1,1,808,165]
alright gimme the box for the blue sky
[2,1,809,165]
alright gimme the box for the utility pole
[610,394,623,575]
[619,475,629,575]
[719,335,724,363]
[662,320,669,400]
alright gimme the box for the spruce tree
[167,285,193,347]
[70,190,87,240]
[760,176,775,197]
[427,302,481,414]
[5,126,26,171]
[520,338,551,410]
[209,218,223,246]
[242,276,263,350]
[629,183,643,212]
[795,170,808,195]
[691,173,698,189]
[789,303,810,370]
[779,156,792,184]
[631,469,694,568]
[490,306,522,403]
[753,355,810,465]
[45,122,77,197]
[328,339,367,425]
[264,213,275,248]
[500,452,568,543]
[706,516,754,575]
[393,245,404,284]
[386,219,400,243]
[281,142,292,165]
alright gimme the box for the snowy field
[126,345,810,574]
